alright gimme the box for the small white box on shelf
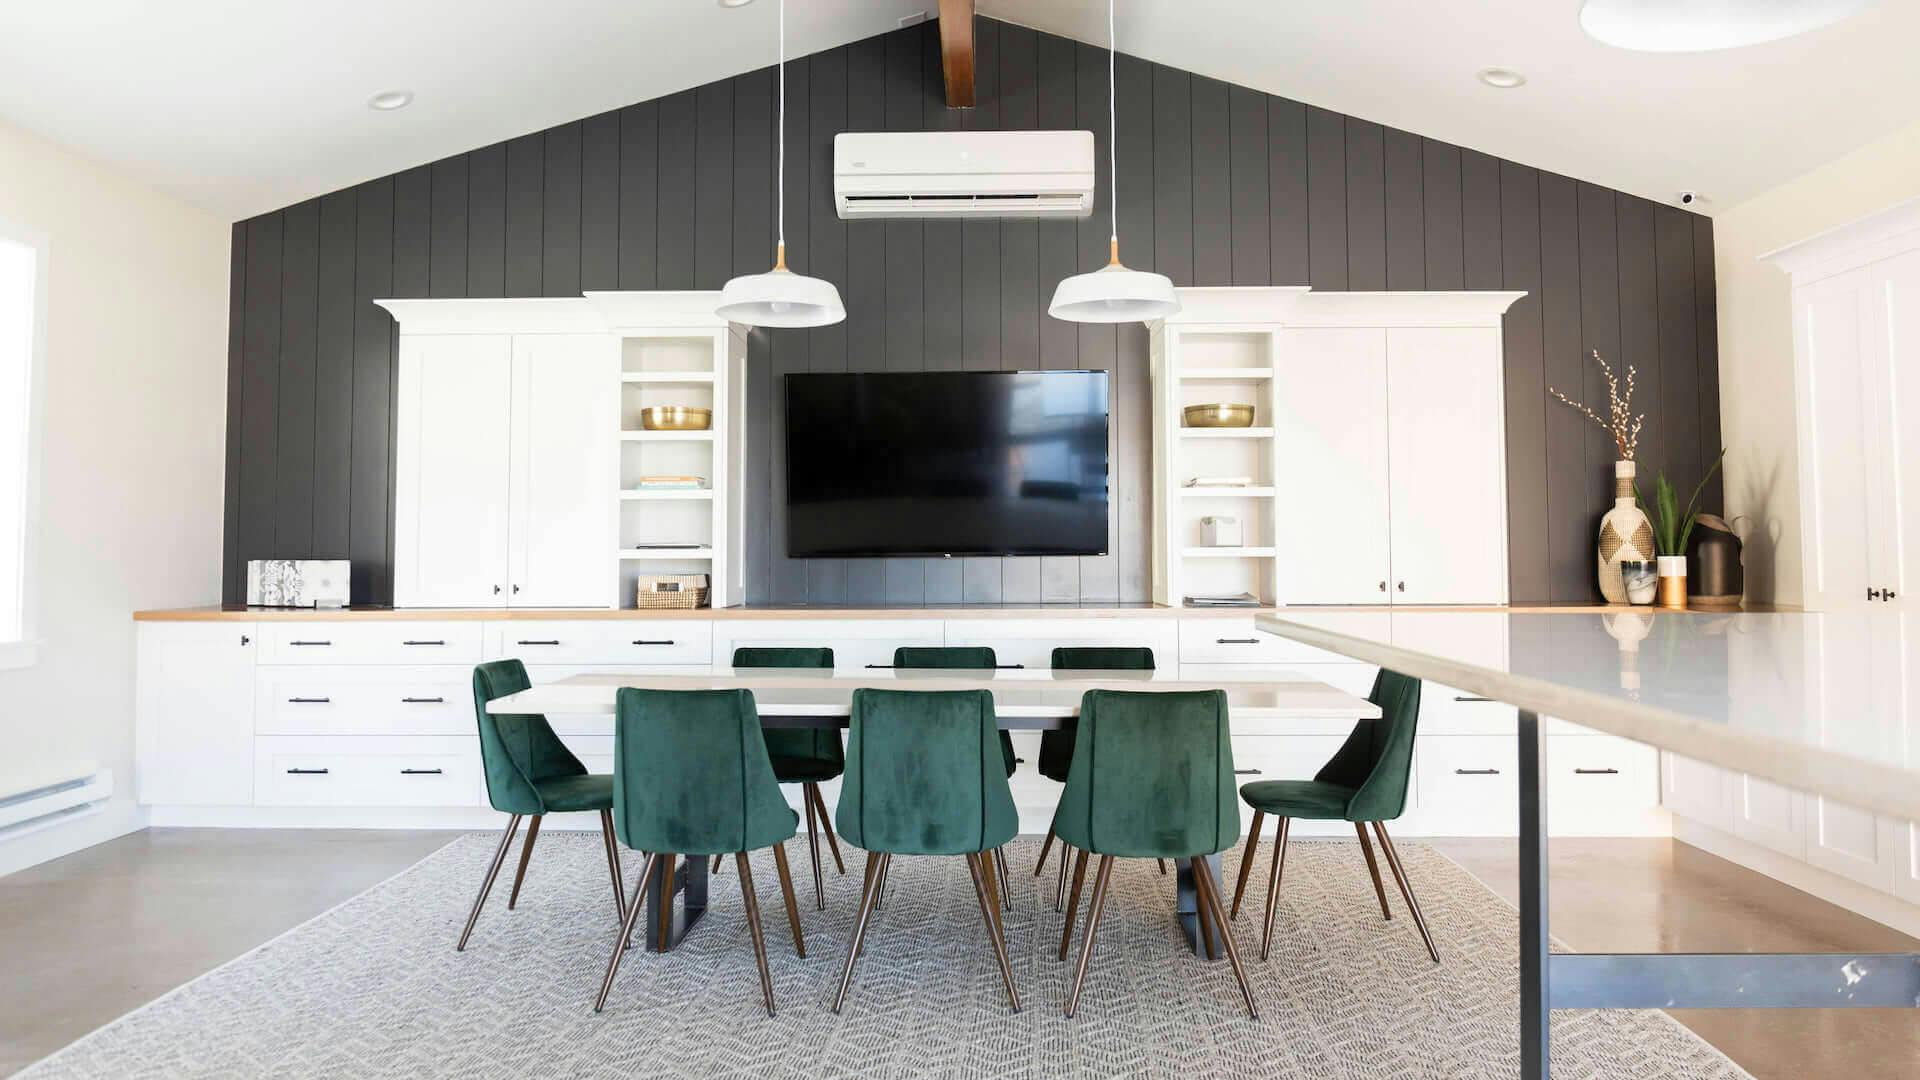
[1198,516,1243,548]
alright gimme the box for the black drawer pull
[516,640,562,646]
[1453,768,1500,776]
[1216,638,1261,645]
[1573,767,1620,776]
[400,697,445,704]
[1453,696,1496,703]
[286,767,330,775]
[400,768,444,776]
[289,640,332,647]
[402,640,447,647]
[287,697,332,704]
[631,639,676,646]
[1233,768,1262,776]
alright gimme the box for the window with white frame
[0,226,42,661]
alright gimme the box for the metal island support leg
[645,849,709,952]
[1517,708,1550,1079]
[1175,853,1226,960]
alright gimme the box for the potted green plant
[1636,450,1725,610]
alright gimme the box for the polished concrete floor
[1,830,1914,1078]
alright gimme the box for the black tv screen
[786,371,1111,558]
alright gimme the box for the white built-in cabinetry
[1151,289,1522,608]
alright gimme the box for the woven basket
[634,574,710,609]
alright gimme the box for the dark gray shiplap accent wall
[220,16,1721,607]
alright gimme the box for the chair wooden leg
[1064,854,1116,1018]
[1054,841,1071,911]
[1259,817,1292,962]
[980,848,1010,941]
[1355,821,1393,922]
[457,814,522,951]
[873,851,892,911]
[802,787,826,911]
[1034,824,1057,876]
[710,854,723,874]
[994,847,1013,910]
[1372,823,1441,963]
[597,809,627,929]
[1157,859,1167,876]
[656,853,677,950]
[1231,809,1265,919]
[1194,857,1259,1020]
[807,783,846,874]
[594,852,659,1012]
[1194,860,1219,961]
[770,841,806,958]
[964,854,1022,1012]
[832,853,887,1014]
[736,853,777,1017]
[507,815,542,910]
[1057,847,1090,961]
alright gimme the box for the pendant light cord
[1108,0,1118,253]
[777,0,787,260]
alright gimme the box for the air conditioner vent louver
[835,131,1095,221]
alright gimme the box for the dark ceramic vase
[1686,514,1743,610]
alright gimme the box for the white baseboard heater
[0,769,114,840]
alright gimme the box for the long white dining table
[487,666,1379,957]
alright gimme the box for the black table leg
[1175,853,1225,960]
[1518,709,1549,1079]
[645,851,709,952]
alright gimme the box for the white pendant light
[717,0,845,327]
[1578,0,1875,53]
[1048,0,1178,325]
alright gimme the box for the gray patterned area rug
[22,834,1748,1079]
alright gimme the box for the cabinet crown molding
[375,292,730,336]
[1153,287,1525,329]
[1763,194,1920,284]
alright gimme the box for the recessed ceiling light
[1579,0,1874,52]
[367,90,414,112]
[1477,68,1527,89]
[718,0,756,8]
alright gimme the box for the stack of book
[633,475,707,491]
[1183,592,1261,608]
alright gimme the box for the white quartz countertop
[1256,610,1920,822]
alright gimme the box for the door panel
[1799,276,1874,611]
[1272,328,1389,604]
[509,335,617,607]
[394,335,513,606]
[1385,326,1507,604]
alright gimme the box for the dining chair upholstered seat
[459,660,627,952]
[597,688,805,1017]
[730,646,845,909]
[829,688,1021,1014]
[1051,688,1256,1018]
[1229,669,1440,966]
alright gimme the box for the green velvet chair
[1228,669,1439,965]
[830,688,1021,1015]
[595,688,805,1017]
[725,647,844,911]
[890,646,1018,905]
[460,660,627,952]
[1053,689,1256,1019]
[1032,647,1164,902]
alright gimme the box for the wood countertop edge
[131,603,1756,622]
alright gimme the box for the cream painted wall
[0,118,229,875]
[1714,118,1920,608]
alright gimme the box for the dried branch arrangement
[1550,350,1643,460]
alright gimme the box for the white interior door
[1384,326,1508,604]
[1272,327,1390,604]
[508,334,616,607]
[393,335,513,606]
[1799,275,1875,611]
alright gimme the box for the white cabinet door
[1878,250,1920,610]
[507,334,616,607]
[1660,752,1727,827]
[1729,773,1805,857]
[135,623,257,806]
[1273,328,1390,604]
[1385,327,1508,605]
[394,335,514,606]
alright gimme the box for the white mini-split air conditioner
[834,130,1096,220]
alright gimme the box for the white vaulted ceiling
[0,0,1914,220]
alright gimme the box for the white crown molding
[373,297,603,335]
[1762,195,1920,284]
[1157,286,1312,326]
[1283,290,1526,328]
[584,290,731,331]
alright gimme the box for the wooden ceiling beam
[938,0,977,109]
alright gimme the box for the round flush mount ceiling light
[367,90,414,111]
[718,0,755,8]
[1476,67,1527,88]
[1579,0,1876,52]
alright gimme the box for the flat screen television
[785,370,1110,558]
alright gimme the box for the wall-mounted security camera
[1677,191,1703,207]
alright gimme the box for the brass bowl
[638,405,712,431]
[1183,403,1255,428]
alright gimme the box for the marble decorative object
[246,560,350,608]
[1596,460,1656,603]
[1619,560,1658,605]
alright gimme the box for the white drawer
[1547,734,1660,834]
[1418,684,1518,735]
[258,622,483,666]
[253,736,483,807]
[1180,612,1388,664]
[942,618,1179,670]
[255,667,472,736]
[714,619,940,672]
[490,620,712,665]
[1414,735,1518,832]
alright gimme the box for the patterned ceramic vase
[1596,460,1655,604]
